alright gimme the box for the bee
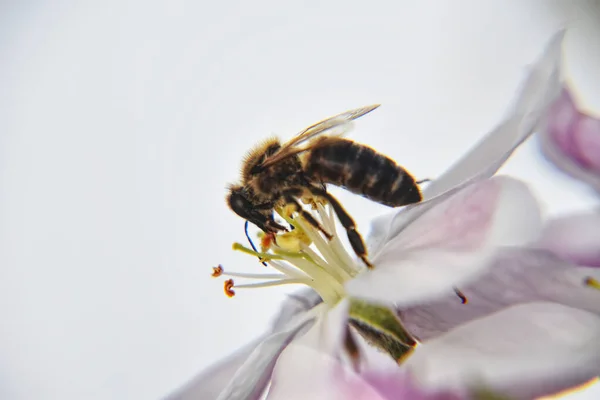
[227,104,423,268]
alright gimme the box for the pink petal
[537,211,600,267]
[397,248,600,342]
[347,177,542,307]
[539,85,600,193]
[574,114,600,172]
[404,303,600,400]
[546,87,580,157]
[268,345,390,400]
[268,334,465,400]
[368,30,564,258]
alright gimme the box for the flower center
[213,201,365,306]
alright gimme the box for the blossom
[267,300,600,400]
[164,30,584,400]
[261,176,600,400]
[538,84,600,194]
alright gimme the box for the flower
[267,300,600,400]
[262,176,600,400]
[538,84,600,194]
[165,30,579,400]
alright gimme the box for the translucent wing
[259,104,380,169]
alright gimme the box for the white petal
[398,248,600,342]
[537,211,600,268]
[268,343,465,400]
[367,30,564,258]
[165,334,269,400]
[423,30,564,200]
[271,288,323,331]
[167,290,323,400]
[347,177,542,306]
[267,300,355,400]
[267,341,387,400]
[289,300,349,357]
[211,312,317,400]
[405,302,600,400]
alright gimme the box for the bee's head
[226,185,285,234]
[241,138,281,182]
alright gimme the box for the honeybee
[227,104,423,268]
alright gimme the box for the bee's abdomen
[305,139,421,207]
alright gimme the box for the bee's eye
[228,190,252,217]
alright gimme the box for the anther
[344,326,361,373]
[584,277,600,291]
[224,279,236,297]
[360,255,374,269]
[212,265,223,277]
[454,288,468,304]
[260,232,276,251]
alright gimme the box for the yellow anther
[275,229,312,253]
[584,277,600,291]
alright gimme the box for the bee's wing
[259,104,380,168]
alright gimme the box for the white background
[1,1,599,399]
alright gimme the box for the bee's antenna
[245,220,268,266]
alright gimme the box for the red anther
[454,288,468,304]
[261,232,276,250]
[212,265,224,277]
[224,279,235,298]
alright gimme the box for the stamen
[213,264,286,280]
[224,279,235,297]
[221,271,286,280]
[233,242,302,261]
[222,203,360,306]
[212,265,223,277]
[266,259,312,280]
[232,278,308,289]
[295,216,356,277]
[454,288,468,304]
[584,277,600,291]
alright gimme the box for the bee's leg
[282,193,333,240]
[308,187,374,269]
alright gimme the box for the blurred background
[1,0,599,399]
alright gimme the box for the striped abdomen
[304,139,422,207]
